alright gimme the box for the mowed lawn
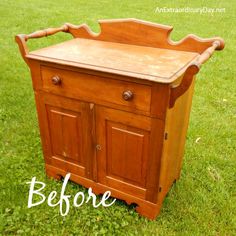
[0,0,235,235]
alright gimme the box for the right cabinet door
[96,106,153,200]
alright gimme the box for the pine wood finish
[16,19,224,219]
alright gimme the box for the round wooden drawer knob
[51,75,61,85]
[122,90,133,101]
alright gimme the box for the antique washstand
[16,19,224,219]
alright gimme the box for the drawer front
[41,66,151,113]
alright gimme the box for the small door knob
[122,90,133,101]
[51,75,61,85]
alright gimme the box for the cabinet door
[35,92,95,179]
[96,106,153,200]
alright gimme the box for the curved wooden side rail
[194,40,221,66]
[169,40,221,108]
[15,24,69,66]
[169,64,199,108]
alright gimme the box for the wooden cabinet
[16,19,224,219]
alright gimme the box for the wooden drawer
[40,66,152,113]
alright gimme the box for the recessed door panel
[106,121,149,186]
[96,106,152,199]
[37,92,95,179]
[47,106,83,165]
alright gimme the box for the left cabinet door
[35,92,95,180]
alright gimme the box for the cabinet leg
[45,166,62,180]
[135,202,162,220]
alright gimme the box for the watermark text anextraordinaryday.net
[155,7,226,15]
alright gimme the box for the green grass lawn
[0,0,235,235]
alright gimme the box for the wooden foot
[45,166,62,180]
[136,202,162,220]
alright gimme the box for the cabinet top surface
[27,38,199,83]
